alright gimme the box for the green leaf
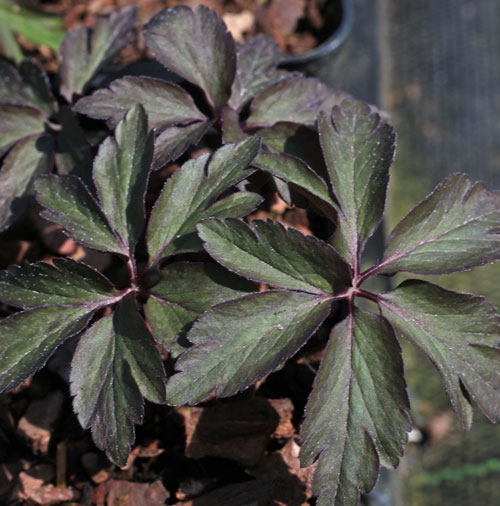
[0,134,52,231]
[0,104,45,156]
[0,25,23,63]
[35,175,124,254]
[198,218,350,294]
[379,280,500,429]
[0,258,116,309]
[246,76,345,128]
[93,104,153,252]
[60,7,138,101]
[71,296,166,466]
[376,174,500,275]
[74,76,206,130]
[253,153,337,221]
[153,120,212,169]
[0,305,93,392]
[54,107,93,186]
[167,290,331,405]
[145,262,256,356]
[0,0,65,50]
[221,106,248,144]
[300,308,410,506]
[228,34,284,111]
[147,137,261,265]
[319,98,395,267]
[145,5,236,113]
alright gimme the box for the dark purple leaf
[74,75,206,130]
[60,7,138,101]
[379,280,500,429]
[145,6,236,112]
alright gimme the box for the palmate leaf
[93,104,153,252]
[145,5,236,113]
[379,280,500,429]
[228,35,284,111]
[146,137,261,265]
[35,175,123,254]
[0,305,94,393]
[197,218,350,294]
[74,76,206,130]
[319,98,395,267]
[0,257,119,392]
[0,258,116,309]
[246,75,347,128]
[71,296,166,466]
[167,290,332,405]
[300,308,410,506]
[375,174,500,275]
[145,262,256,356]
[0,134,52,231]
[60,7,138,102]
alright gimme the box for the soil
[17,0,341,71]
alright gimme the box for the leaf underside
[71,296,166,466]
[379,280,500,429]
[167,290,331,405]
[300,308,410,506]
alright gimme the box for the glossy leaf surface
[301,308,410,506]
[0,258,116,309]
[145,6,236,112]
[71,297,165,466]
[93,104,153,252]
[198,218,350,294]
[74,76,206,129]
[377,174,500,275]
[145,262,256,356]
[319,98,395,267]
[60,7,138,101]
[36,175,123,254]
[379,280,500,429]
[0,134,52,231]
[0,305,92,392]
[167,290,331,405]
[147,137,260,264]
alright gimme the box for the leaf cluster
[0,6,499,506]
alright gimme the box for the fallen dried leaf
[106,480,169,506]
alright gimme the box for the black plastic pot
[280,0,353,65]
